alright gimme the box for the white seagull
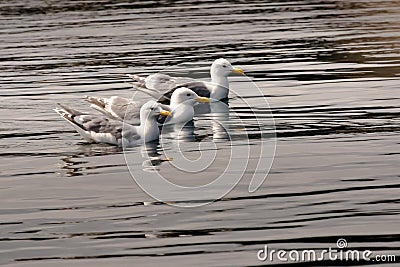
[127,58,244,104]
[54,100,171,146]
[85,87,210,125]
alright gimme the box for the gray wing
[77,116,121,135]
[116,98,142,124]
[55,104,141,145]
[144,73,194,91]
[183,81,212,97]
[74,115,124,143]
[85,95,142,125]
[157,81,211,104]
[55,104,119,144]
[77,115,142,145]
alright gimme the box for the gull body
[54,101,170,146]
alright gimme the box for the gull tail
[53,104,93,142]
[84,95,105,109]
[84,95,110,116]
[54,103,84,118]
[126,74,146,88]
[54,103,86,129]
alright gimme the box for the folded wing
[85,95,142,125]
[54,103,139,146]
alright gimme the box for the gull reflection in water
[140,141,172,172]
[160,120,196,142]
[209,100,230,141]
[58,144,123,177]
[193,100,231,141]
[58,141,173,176]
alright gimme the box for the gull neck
[138,118,159,142]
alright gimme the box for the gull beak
[196,97,211,103]
[232,67,244,75]
[159,110,171,116]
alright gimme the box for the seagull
[54,100,171,146]
[127,58,244,104]
[85,87,210,125]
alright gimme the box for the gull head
[140,100,171,121]
[171,87,210,107]
[211,58,244,77]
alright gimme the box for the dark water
[1,0,400,266]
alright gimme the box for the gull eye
[222,64,227,68]
[150,107,155,111]
[186,93,191,96]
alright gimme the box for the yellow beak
[196,97,211,103]
[159,110,171,116]
[232,67,244,75]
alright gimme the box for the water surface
[1,0,399,266]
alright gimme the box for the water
[1,0,400,266]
